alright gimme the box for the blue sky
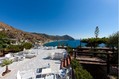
[0,0,118,39]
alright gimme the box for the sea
[43,40,87,48]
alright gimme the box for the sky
[0,0,118,39]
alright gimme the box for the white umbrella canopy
[17,71,21,79]
[5,53,13,58]
[23,48,26,51]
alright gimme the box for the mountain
[32,33,74,40]
[0,22,74,43]
[0,22,48,42]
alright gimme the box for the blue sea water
[98,43,106,47]
[43,40,87,48]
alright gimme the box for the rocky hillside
[0,22,74,43]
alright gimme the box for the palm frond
[1,59,13,67]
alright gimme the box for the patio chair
[36,68,42,73]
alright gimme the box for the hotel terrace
[0,46,72,79]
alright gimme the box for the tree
[95,26,99,38]
[0,31,7,38]
[67,46,73,56]
[108,32,118,48]
[1,59,13,76]
[22,42,32,49]
[107,32,118,64]
[81,37,108,48]
[6,45,22,52]
[0,32,10,49]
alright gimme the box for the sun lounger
[36,78,45,79]
[25,54,36,58]
[41,68,52,75]
[17,70,35,79]
[36,68,42,73]
[45,75,54,79]
[36,74,42,78]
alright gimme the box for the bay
[44,40,87,48]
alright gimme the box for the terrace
[0,47,72,79]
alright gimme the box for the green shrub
[71,59,82,69]
[107,32,118,48]
[0,31,7,38]
[22,42,32,49]
[81,37,108,48]
[71,59,93,79]
[67,46,73,55]
[0,38,10,49]
[6,45,22,52]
